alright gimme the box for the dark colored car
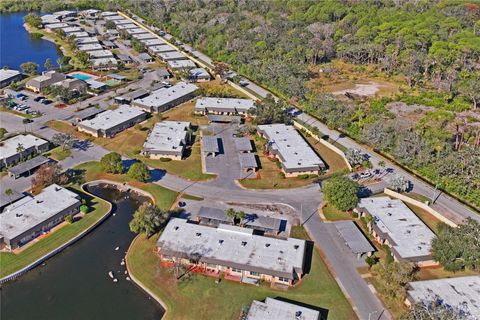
[41,99,52,105]
[34,96,45,102]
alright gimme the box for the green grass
[0,186,110,278]
[322,205,355,221]
[0,107,37,119]
[44,146,71,161]
[127,226,356,320]
[181,194,204,201]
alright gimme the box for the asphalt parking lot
[202,123,254,185]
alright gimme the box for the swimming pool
[70,73,92,81]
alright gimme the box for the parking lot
[202,123,255,185]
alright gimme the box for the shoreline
[125,235,169,318]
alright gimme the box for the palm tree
[56,57,64,70]
[16,143,25,162]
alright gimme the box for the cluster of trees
[129,203,168,237]
[23,12,41,28]
[250,94,291,125]
[100,152,151,182]
[31,162,68,191]
[431,218,480,272]
[131,38,146,53]
[305,95,480,207]
[123,0,480,208]
[322,175,359,211]
[371,261,417,305]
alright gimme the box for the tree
[127,162,150,182]
[250,94,291,125]
[345,149,365,168]
[22,118,30,133]
[213,61,229,78]
[20,61,39,75]
[371,261,416,302]
[389,175,409,193]
[16,143,25,162]
[4,188,14,207]
[365,255,378,269]
[402,300,473,320]
[431,218,480,272]
[44,58,53,70]
[131,38,145,53]
[65,214,74,224]
[77,51,90,66]
[56,57,64,70]
[129,203,168,237]
[100,152,123,174]
[457,74,480,110]
[51,133,75,151]
[226,208,246,225]
[31,162,68,190]
[322,175,359,211]
[0,128,7,140]
[105,20,116,29]
[24,13,42,28]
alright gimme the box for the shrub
[80,205,89,213]
[65,214,74,224]
[297,174,310,179]
[160,157,172,162]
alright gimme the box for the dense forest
[1,0,479,208]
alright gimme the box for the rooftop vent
[294,245,299,250]
[218,240,224,245]
[265,243,270,248]
[174,226,179,231]
[195,232,201,237]
[241,241,247,247]
[295,311,302,319]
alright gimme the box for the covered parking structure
[201,136,220,157]
[7,156,50,179]
[207,115,242,124]
[334,221,375,259]
[239,153,258,174]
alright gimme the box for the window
[231,267,242,273]
[249,271,259,276]
[278,277,289,283]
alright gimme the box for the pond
[0,12,62,71]
[0,184,165,320]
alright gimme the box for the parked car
[42,99,52,105]
[359,171,372,179]
[239,79,249,86]
[34,96,45,102]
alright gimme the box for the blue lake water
[0,12,62,71]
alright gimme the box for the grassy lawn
[127,226,356,320]
[405,203,443,234]
[0,186,110,278]
[74,161,178,211]
[302,134,349,174]
[322,205,355,221]
[239,136,316,189]
[197,79,250,99]
[415,266,480,281]
[0,107,37,119]
[44,146,71,161]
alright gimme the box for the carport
[8,155,50,179]
[201,136,220,157]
